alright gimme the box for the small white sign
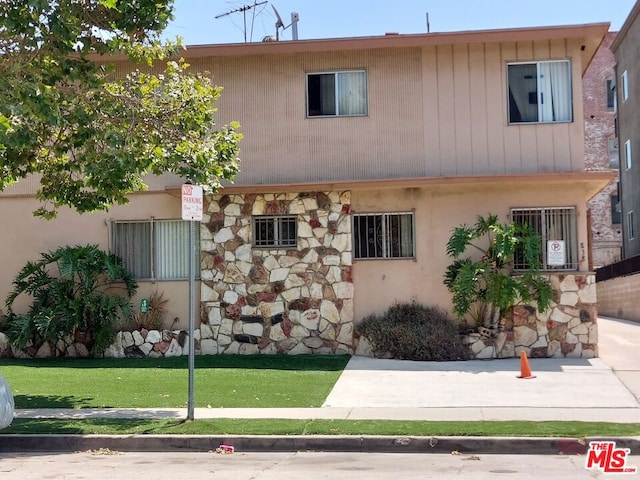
[181,184,203,221]
[547,240,566,266]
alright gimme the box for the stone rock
[239,343,259,355]
[321,300,341,324]
[299,309,320,330]
[355,336,374,357]
[549,308,572,324]
[269,323,287,342]
[164,339,182,357]
[224,342,241,354]
[475,345,496,359]
[75,343,90,358]
[223,290,239,304]
[278,337,298,352]
[578,284,597,304]
[333,282,354,299]
[559,292,579,307]
[514,325,538,347]
[243,322,264,337]
[290,325,310,340]
[139,343,153,355]
[288,342,312,355]
[260,301,284,319]
[35,342,52,358]
[303,337,325,349]
[122,332,134,348]
[207,306,223,325]
[336,322,354,345]
[270,268,289,282]
[200,323,214,339]
[212,227,234,244]
[146,330,162,344]
[559,275,578,292]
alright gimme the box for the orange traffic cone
[517,350,536,379]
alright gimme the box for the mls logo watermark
[586,441,637,474]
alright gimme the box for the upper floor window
[611,194,622,225]
[307,70,367,117]
[609,136,619,168]
[253,216,297,248]
[111,219,196,280]
[625,139,632,170]
[507,60,572,124]
[353,212,415,259]
[622,70,629,101]
[511,207,578,271]
[606,78,615,109]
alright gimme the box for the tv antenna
[272,5,300,41]
[215,1,268,43]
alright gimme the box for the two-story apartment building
[0,23,613,357]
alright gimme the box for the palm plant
[5,245,137,356]
[443,214,552,332]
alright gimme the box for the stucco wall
[0,193,195,330]
[351,182,593,321]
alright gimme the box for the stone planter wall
[462,274,598,359]
[0,329,197,359]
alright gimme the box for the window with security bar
[252,216,297,248]
[110,219,197,280]
[353,212,415,259]
[511,207,578,271]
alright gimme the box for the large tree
[0,0,241,218]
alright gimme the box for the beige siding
[3,38,589,197]
[201,39,586,185]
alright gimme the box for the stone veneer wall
[199,191,354,355]
[461,274,598,359]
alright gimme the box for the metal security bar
[252,216,297,247]
[353,212,415,259]
[511,207,578,271]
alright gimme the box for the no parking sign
[547,240,566,266]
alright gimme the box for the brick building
[584,32,621,269]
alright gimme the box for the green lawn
[1,355,350,409]
[3,418,640,438]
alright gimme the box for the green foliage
[4,245,137,355]
[131,291,168,331]
[0,0,241,218]
[356,302,470,361]
[443,214,553,328]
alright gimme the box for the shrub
[4,245,137,356]
[131,291,169,331]
[355,302,470,361]
[444,214,552,331]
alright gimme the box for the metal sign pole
[182,183,202,422]
[187,218,196,421]
[187,219,196,420]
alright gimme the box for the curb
[2,435,639,454]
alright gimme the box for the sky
[163,0,637,45]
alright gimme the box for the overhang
[167,171,616,201]
[99,23,609,75]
